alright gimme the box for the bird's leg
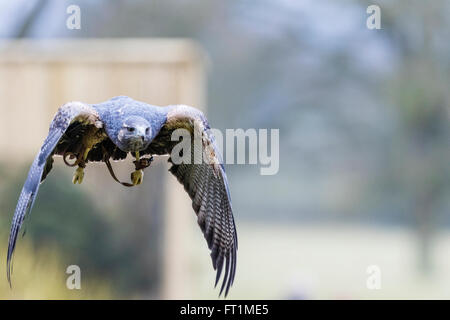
[72,147,90,184]
[72,166,85,184]
[131,151,144,186]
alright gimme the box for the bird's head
[117,116,152,152]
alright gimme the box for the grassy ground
[3,222,450,299]
[0,239,112,299]
[188,222,450,299]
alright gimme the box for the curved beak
[135,127,147,140]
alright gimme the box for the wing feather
[6,101,101,285]
[147,105,238,297]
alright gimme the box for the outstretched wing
[146,105,238,297]
[6,101,102,285]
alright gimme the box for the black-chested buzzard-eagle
[7,96,237,296]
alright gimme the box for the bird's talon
[72,167,84,184]
[131,170,143,185]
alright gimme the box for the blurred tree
[15,0,46,38]
[379,0,450,274]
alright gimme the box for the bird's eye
[146,128,150,134]
[127,127,135,132]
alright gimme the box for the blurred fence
[0,39,205,298]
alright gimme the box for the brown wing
[146,105,238,296]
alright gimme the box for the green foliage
[0,164,159,297]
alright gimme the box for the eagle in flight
[7,96,237,296]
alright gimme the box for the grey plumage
[7,96,237,296]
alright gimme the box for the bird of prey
[7,96,237,296]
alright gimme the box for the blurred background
[0,0,449,299]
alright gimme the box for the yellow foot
[131,170,144,185]
[73,167,85,184]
